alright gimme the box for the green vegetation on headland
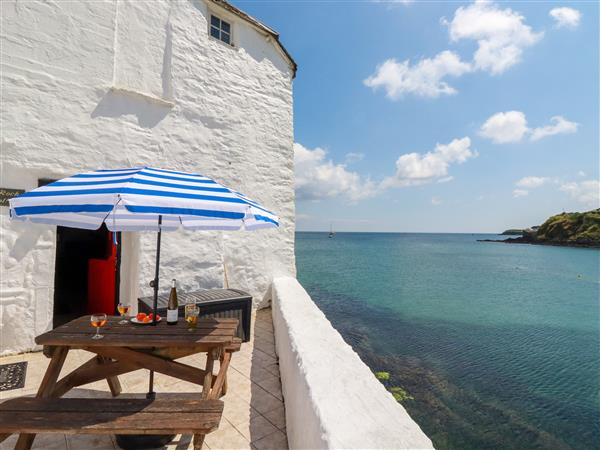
[536,209,600,243]
[501,229,524,235]
[481,209,600,248]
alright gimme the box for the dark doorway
[53,225,120,328]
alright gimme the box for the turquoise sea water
[295,232,599,450]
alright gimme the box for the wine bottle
[167,279,178,325]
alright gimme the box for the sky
[237,0,598,232]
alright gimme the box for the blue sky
[239,1,598,232]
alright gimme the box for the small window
[210,14,232,45]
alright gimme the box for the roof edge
[207,0,297,78]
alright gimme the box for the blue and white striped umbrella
[8,167,279,231]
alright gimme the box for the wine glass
[90,313,108,339]
[117,303,130,324]
[185,304,199,331]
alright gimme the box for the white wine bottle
[167,279,178,325]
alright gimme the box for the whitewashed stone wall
[271,277,434,450]
[0,0,295,355]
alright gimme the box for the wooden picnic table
[0,315,241,450]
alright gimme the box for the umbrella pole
[147,214,162,400]
[152,215,162,325]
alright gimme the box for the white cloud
[446,0,543,74]
[512,176,599,207]
[382,137,476,188]
[480,111,528,143]
[366,2,543,101]
[480,111,578,143]
[294,143,378,202]
[516,176,550,188]
[363,51,472,99]
[431,196,442,205]
[577,171,586,177]
[296,139,476,201]
[560,180,600,208]
[550,7,581,29]
[345,152,365,164]
[530,116,579,141]
[513,189,529,197]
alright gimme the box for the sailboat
[329,223,335,238]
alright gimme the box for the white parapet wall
[270,277,434,450]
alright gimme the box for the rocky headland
[479,209,600,248]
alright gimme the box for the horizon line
[295,230,505,234]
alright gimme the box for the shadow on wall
[161,6,174,101]
[236,33,291,77]
[189,0,291,77]
[8,224,47,263]
[91,89,172,128]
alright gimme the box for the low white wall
[271,277,434,450]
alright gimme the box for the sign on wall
[0,188,25,207]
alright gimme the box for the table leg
[52,356,137,398]
[92,347,207,386]
[209,351,231,399]
[201,349,217,399]
[15,346,69,450]
[193,433,205,450]
[14,435,35,450]
[219,352,228,396]
[96,355,122,397]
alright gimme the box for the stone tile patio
[0,308,287,450]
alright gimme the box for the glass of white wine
[117,303,130,324]
[185,304,199,331]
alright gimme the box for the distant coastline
[479,236,600,248]
[500,229,524,236]
[479,209,600,249]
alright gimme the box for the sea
[295,232,599,450]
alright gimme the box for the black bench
[138,289,252,342]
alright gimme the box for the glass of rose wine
[90,313,107,339]
[117,303,130,324]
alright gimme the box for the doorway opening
[52,224,121,328]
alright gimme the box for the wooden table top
[35,316,239,348]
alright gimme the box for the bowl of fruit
[130,312,161,325]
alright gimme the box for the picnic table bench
[0,315,241,450]
[0,397,223,436]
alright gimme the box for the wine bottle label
[167,309,178,322]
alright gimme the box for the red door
[86,232,117,315]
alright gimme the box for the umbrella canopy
[9,167,278,231]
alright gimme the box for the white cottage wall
[0,0,295,355]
